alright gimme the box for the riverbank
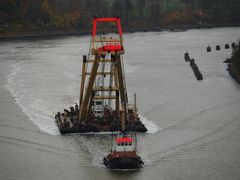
[1,23,240,41]
[0,30,89,41]
[227,46,240,84]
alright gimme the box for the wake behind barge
[55,17,147,134]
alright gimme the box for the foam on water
[5,61,60,135]
[139,115,160,134]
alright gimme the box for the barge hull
[57,123,147,134]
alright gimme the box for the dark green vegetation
[0,0,240,35]
[228,43,240,83]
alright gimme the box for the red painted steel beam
[95,17,119,22]
[92,17,123,37]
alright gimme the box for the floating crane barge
[55,18,147,134]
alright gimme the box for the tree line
[0,0,240,33]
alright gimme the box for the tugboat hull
[103,156,143,169]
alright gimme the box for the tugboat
[103,132,144,169]
[55,17,147,134]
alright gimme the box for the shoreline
[228,63,240,84]
[1,24,240,41]
[226,45,240,84]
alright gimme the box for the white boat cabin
[113,135,136,152]
[93,99,104,118]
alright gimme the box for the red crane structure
[55,17,147,134]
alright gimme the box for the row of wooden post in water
[207,42,240,52]
[184,41,239,82]
[184,52,203,81]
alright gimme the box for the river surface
[0,27,240,180]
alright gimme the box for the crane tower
[55,18,147,134]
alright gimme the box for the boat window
[121,142,124,146]
[96,101,102,105]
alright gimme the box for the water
[0,27,240,180]
[4,36,158,135]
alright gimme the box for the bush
[163,8,196,25]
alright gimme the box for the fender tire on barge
[103,156,144,169]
